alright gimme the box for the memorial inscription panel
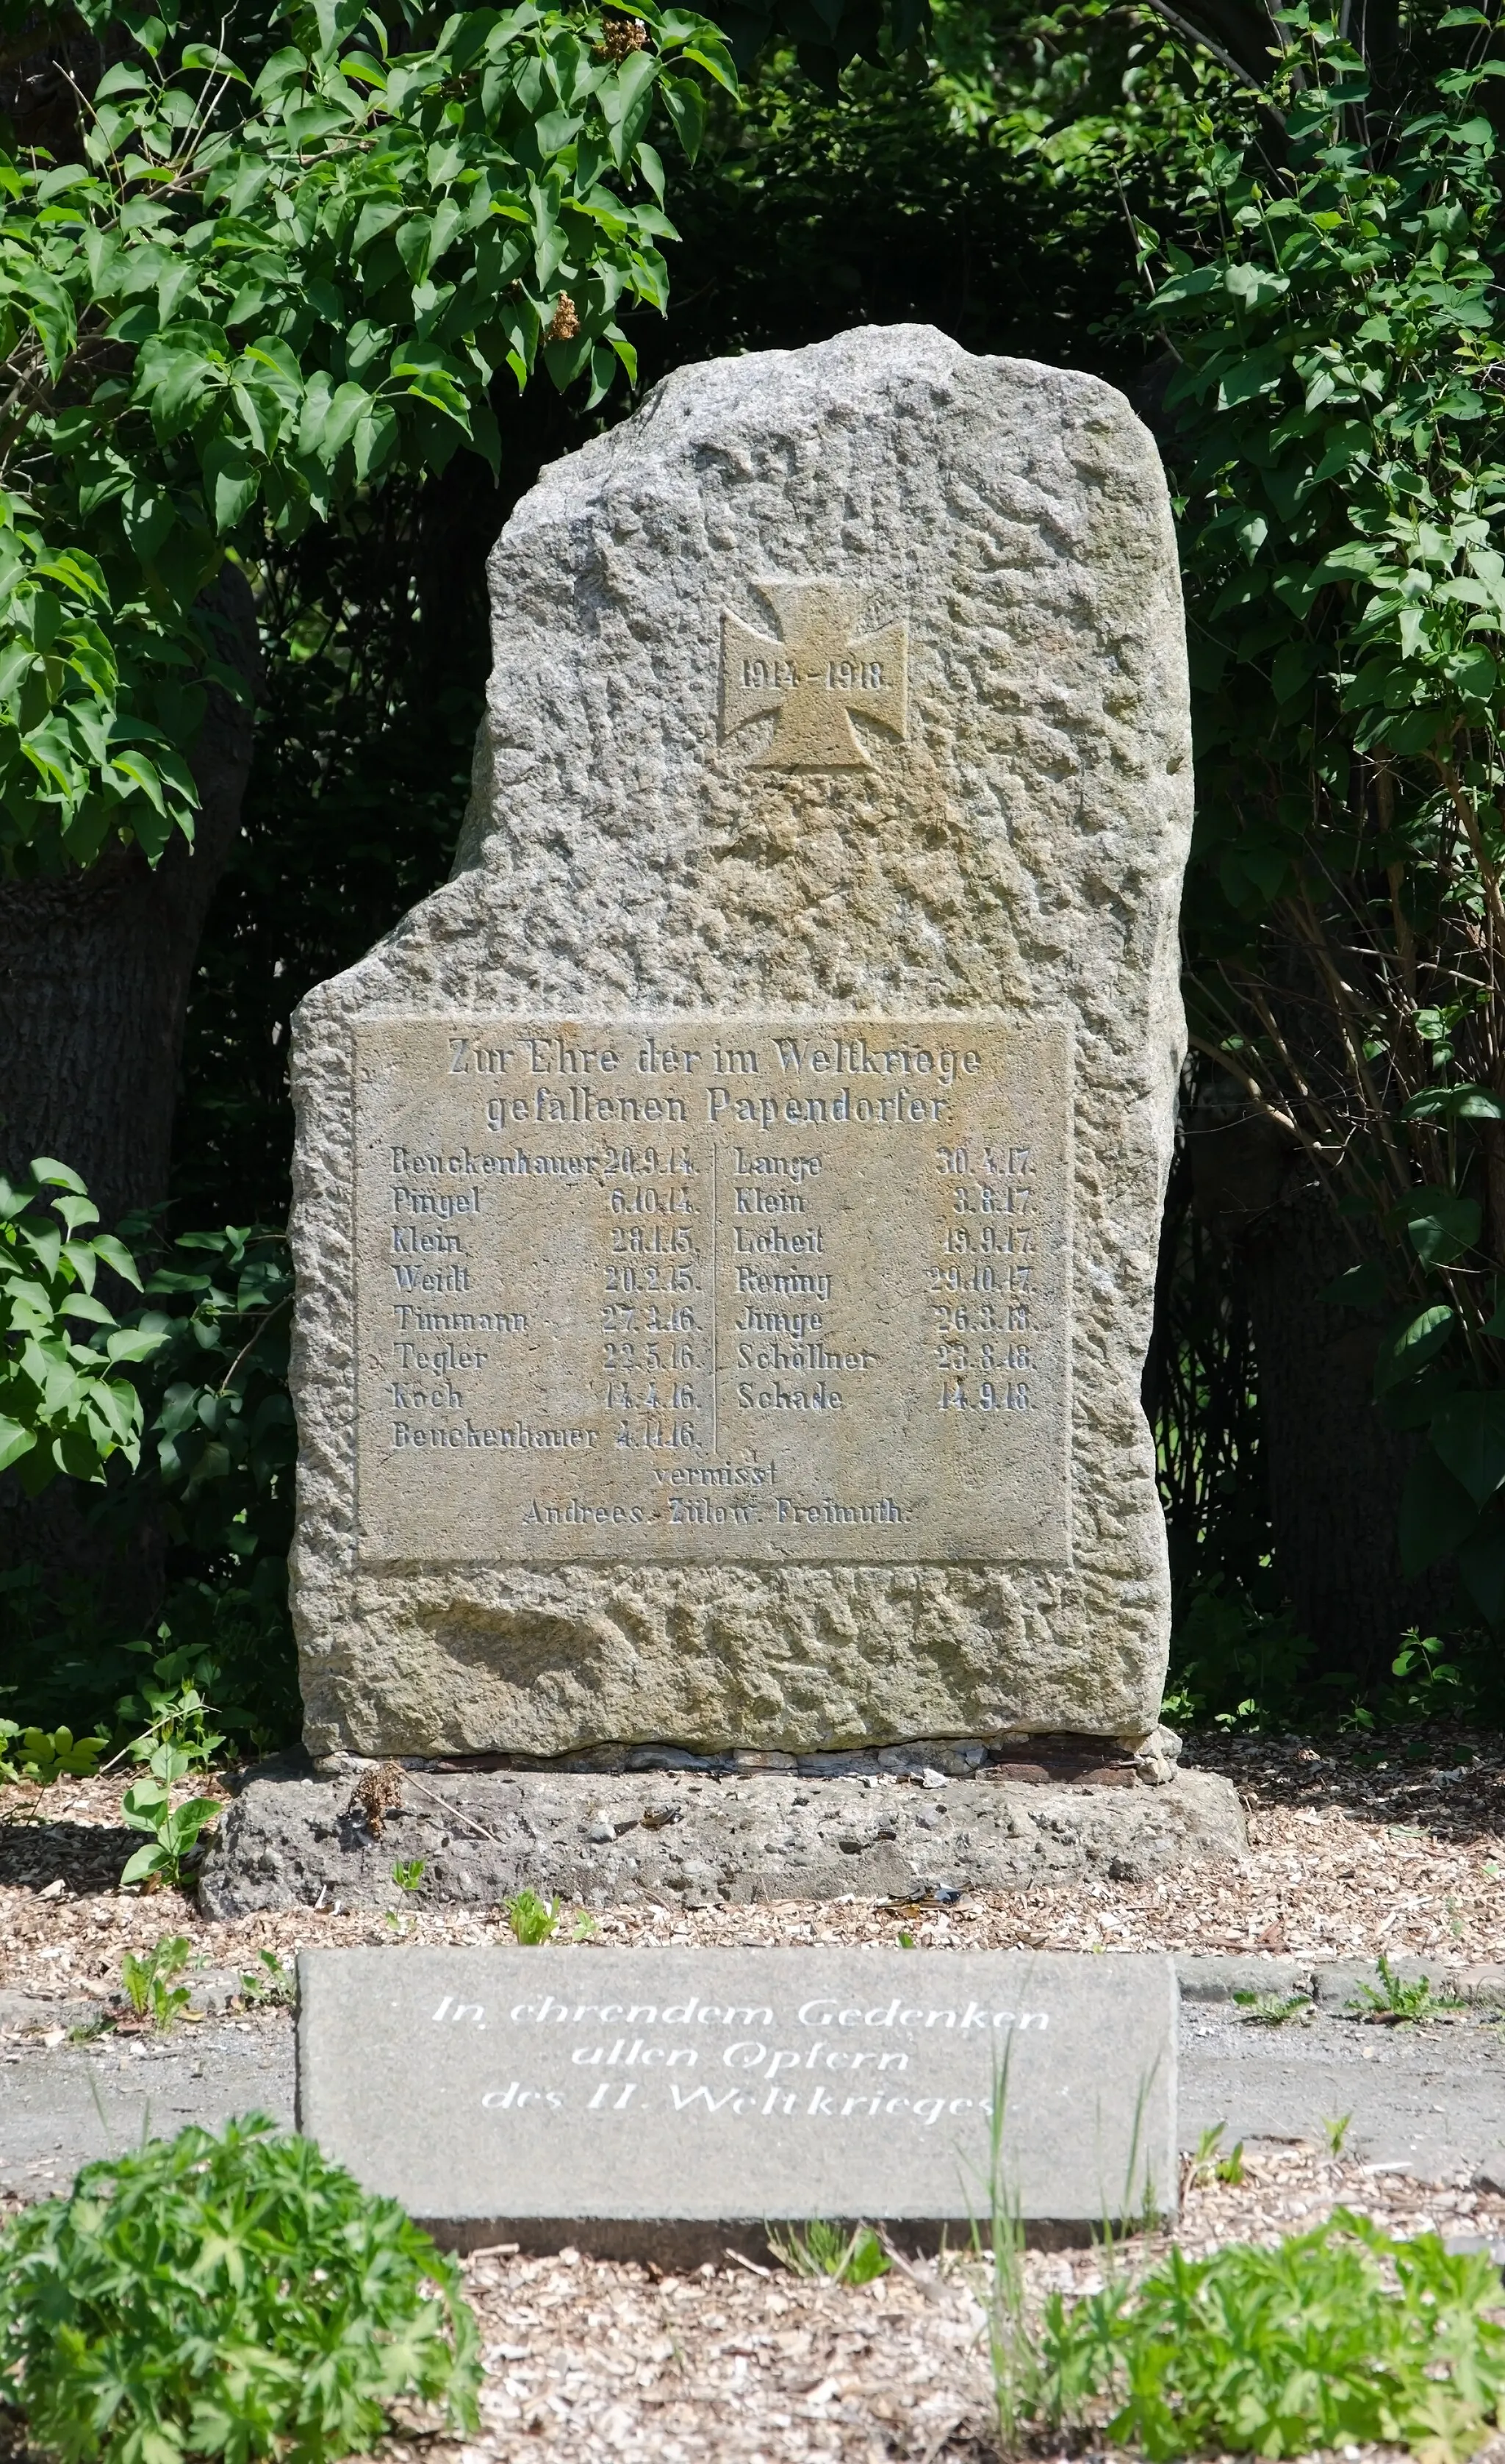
[298,1946,1177,2235]
[353,1016,1071,1565]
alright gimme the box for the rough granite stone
[196,1762,1244,1918]
[288,322,1192,1759]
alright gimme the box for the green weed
[1346,1953,1462,2024]
[119,1774,220,1889]
[1233,1989,1314,2026]
[120,1935,194,2032]
[392,1858,425,1894]
[118,1640,226,1773]
[506,1890,558,1945]
[1321,2113,1353,2157]
[1035,2216,1505,2460]
[979,2059,1047,2450]
[0,2116,480,2463]
[768,2221,890,2284]
[238,1950,294,2008]
[1188,2122,1249,2188]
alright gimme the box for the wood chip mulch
[4,1731,1504,2462]
[359,2143,1505,2464]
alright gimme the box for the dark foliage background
[174,0,1205,1228]
[15,0,1492,1748]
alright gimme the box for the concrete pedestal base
[198,1753,1246,1918]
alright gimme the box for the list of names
[353,1016,1071,1563]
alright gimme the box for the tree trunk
[0,564,260,1225]
[1187,1100,1447,1686]
[0,563,261,1619]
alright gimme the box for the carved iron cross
[719,581,908,770]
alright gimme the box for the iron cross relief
[719,581,909,770]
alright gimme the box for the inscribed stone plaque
[297,1947,1177,2246]
[290,322,1193,1759]
[356,1015,1070,1563]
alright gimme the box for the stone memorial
[286,320,1198,1776]
[296,1946,1178,2252]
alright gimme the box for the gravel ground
[2,1728,1504,2463]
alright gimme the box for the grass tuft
[768,2221,890,2284]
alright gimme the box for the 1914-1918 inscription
[353,1016,1071,1565]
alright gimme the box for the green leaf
[1374,1305,1455,1395]
[1456,1518,1505,1625]
[202,437,260,533]
[1153,265,1223,307]
[1224,260,1288,309]
[1404,1086,1505,1123]
[352,401,400,482]
[658,73,705,159]
[182,42,249,81]
[104,1327,168,1363]
[1398,1444,1479,1576]
[394,362,473,428]
[1429,1389,1505,1508]
[1217,348,1284,409]
[30,1158,87,1193]
[312,0,366,61]
[121,1778,170,1830]
[1396,1189,1481,1270]
[90,1233,143,1288]
[118,1839,169,1885]
[1321,1260,1387,1311]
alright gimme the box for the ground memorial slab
[290,320,1193,1762]
[295,1947,1177,2255]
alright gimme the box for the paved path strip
[3,1958,1501,2210]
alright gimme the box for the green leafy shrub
[1036,2218,1505,2459]
[127,1226,297,1570]
[0,2117,481,2462]
[0,1221,306,1756]
[237,1951,294,2009]
[117,1640,227,1772]
[1141,4,1505,1636]
[1162,1579,1314,1732]
[1232,1989,1313,2026]
[0,0,736,873]
[0,1162,164,1493]
[0,1721,107,1787]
